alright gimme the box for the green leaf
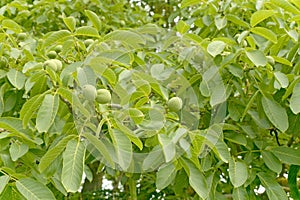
[241,90,259,121]
[0,175,9,195]
[142,146,164,171]
[82,132,114,168]
[288,165,300,200]
[291,0,300,10]
[2,19,22,33]
[105,30,145,48]
[16,178,56,200]
[270,0,300,14]
[56,87,90,118]
[226,14,250,28]
[7,69,26,90]
[213,141,231,163]
[75,26,99,38]
[245,49,267,67]
[214,16,227,30]
[0,117,37,144]
[44,30,72,47]
[36,94,59,133]
[156,163,177,190]
[232,187,249,200]
[261,151,282,174]
[290,82,300,114]
[9,143,28,161]
[258,172,288,200]
[85,10,102,31]
[273,56,293,66]
[272,146,300,165]
[274,71,289,89]
[229,159,248,187]
[114,120,143,150]
[261,95,289,132]
[182,158,208,199]
[39,135,77,172]
[210,84,229,107]
[110,129,132,171]
[207,41,226,57]
[181,0,201,8]
[250,27,277,43]
[250,10,275,27]
[158,134,176,163]
[20,93,46,128]
[224,133,247,146]
[77,67,96,87]
[0,185,23,199]
[62,139,85,193]
[63,16,76,32]
[176,20,190,34]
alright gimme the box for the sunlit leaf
[75,26,99,38]
[85,10,102,31]
[63,16,76,32]
[207,41,226,57]
[250,27,277,43]
[250,10,275,27]
[0,175,9,195]
[245,49,267,66]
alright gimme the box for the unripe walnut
[17,33,27,41]
[47,51,57,59]
[43,60,57,71]
[84,39,94,47]
[51,59,62,71]
[167,97,183,112]
[54,45,63,53]
[96,89,111,104]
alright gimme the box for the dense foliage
[0,0,300,199]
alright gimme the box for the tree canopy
[0,0,300,199]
